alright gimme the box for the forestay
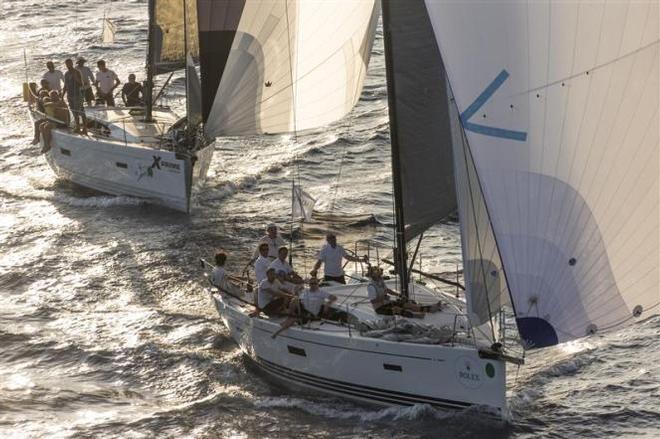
[380,0,456,241]
[200,0,379,137]
[448,85,510,345]
[152,0,199,74]
[426,0,659,348]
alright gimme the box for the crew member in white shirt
[269,247,302,284]
[254,243,271,284]
[256,268,292,316]
[252,223,286,261]
[211,252,242,295]
[94,59,120,106]
[310,233,366,284]
[42,61,64,93]
[272,277,344,339]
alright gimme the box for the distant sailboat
[208,0,658,418]
[101,13,116,44]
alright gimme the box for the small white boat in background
[29,106,214,212]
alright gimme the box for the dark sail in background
[151,0,199,74]
[196,0,246,123]
[381,0,457,241]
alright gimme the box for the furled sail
[186,53,203,127]
[151,0,199,74]
[380,0,456,241]
[199,0,380,138]
[425,0,659,348]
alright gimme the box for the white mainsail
[425,0,659,348]
[202,0,379,137]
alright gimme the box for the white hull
[211,288,508,417]
[31,108,214,212]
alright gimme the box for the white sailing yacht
[206,0,659,418]
[28,0,214,213]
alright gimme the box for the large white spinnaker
[426,0,659,348]
[199,0,379,137]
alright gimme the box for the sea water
[0,1,658,437]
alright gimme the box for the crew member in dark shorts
[62,58,87,134]
[94,59,120,106]
[121,74,143,107]
[310,233,366,284]
[76,57,95,106]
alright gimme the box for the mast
[182,0,190,133]
[381,0,409,300]
[144,0,156,122]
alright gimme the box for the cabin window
[383,364,402,372]
[60,148,71,156]
[116,162,128,169]
[287,346,306,357]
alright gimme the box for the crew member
[310,233,366,284]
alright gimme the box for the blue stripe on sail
[463,121,528,142]
[460,69,527,142]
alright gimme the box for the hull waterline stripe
[256,357,474,409]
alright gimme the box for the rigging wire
[283,0,302,268]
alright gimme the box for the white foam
[254,397,454,422]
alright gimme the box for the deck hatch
[115,162,128,169]
[60,148,71,156]
[287,345,307,357]
[383,364,403,372]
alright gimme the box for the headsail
[151,0,199,74]
[449,84,511,344]
[425,0,659,348]
[292,184,316,222]
[380,0,457,241]
[102,16,117,43]
[199,0,380,138]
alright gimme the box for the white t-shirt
[300,288,331,316]
[211,266,226,289]
[258,278,281,308]
[270,258,293,275]
[253,235,287,259]
[254,255,270,283]
[95,69,118,94]
[42,70,64,92]
[317,244,346,277]
[367,280,387,302]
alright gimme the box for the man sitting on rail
[367,266,438,317]
[255,268,293,317]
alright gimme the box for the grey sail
[152,0,200,74]
[195,0,246,124]
[381,0,456,241]
[448,85,511,343]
